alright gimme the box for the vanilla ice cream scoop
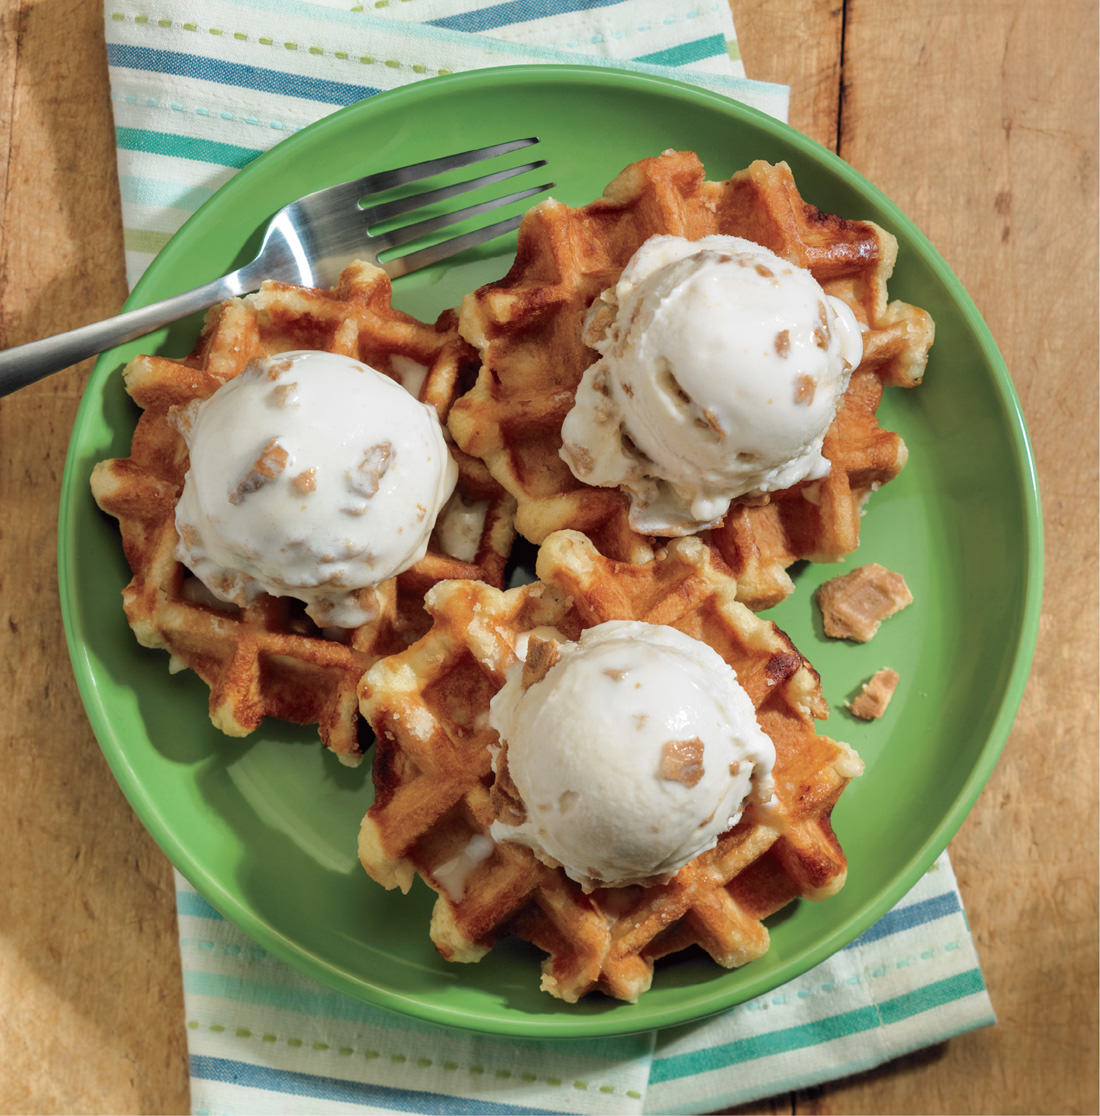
[560,234,864,535]
[173,350,457,628]
[488,620,777,890]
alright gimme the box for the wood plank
[804,1,1100,1110]
[0,3,19,214]
[732,0,843,148]
[0,0,190,1113]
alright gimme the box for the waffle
[358,529,863,1002]
[91,261,516,764]
[448,152,935,609]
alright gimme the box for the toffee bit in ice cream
[270,380,299,407]
[568,444,596,477]
[702,408,725,437]
[350,442,394,501]
[487,619,777,891]
[560,234,864,536]
[229,438,289,505]
[659,738,705,787]
[264,358,294,379]
[291,468,317,494]
[173,349,458,628]
[521,635,561,690]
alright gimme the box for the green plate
[59,65,1042,1037]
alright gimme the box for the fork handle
[0,270,253,397]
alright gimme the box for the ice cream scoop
[560,234,864,535]
[173,349,457,628]
[488,619,777,890]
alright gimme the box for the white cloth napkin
[103,2,996,1111]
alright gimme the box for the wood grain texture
[0,1,1096,1114]
[733,0,842,148]
[0,0,189,1113]
[826,4,1099,1111]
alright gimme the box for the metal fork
[0,137,551,397]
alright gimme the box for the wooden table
[1,1,1095,1112]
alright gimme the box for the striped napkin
[103,2,996,1111]
[106,0,789,286]
[178,854,992,1114]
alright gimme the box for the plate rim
[58,62,1044,1037]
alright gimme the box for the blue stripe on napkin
[190,1055,566,1114]
[107,42,382,103]
[428,0,628,33]
[848,889,963,947]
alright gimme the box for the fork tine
[363,159,548,225]
[371,181,553,253]
[381,212,531,279]
[355,137,539,197]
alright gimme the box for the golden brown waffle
[448,152,935,609]
[358,529,863,1002]
[91,261,515,764]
